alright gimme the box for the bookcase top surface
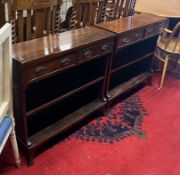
[12,26,115,64]
[96,13,168,34]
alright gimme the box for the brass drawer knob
[135,33,140,38]
[147,29,153,33]
[60,58,70,65]
[101,44,110,51]
[84,50,93,58]
[35,66,47,75]
[122,37,130,43]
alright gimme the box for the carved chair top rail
[10,0,59,10]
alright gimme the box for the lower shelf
[108,72,152,101]
[28,99,106,149]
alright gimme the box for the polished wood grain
[135,0,180,18]
[25,53,77,84]
[12,26,115,64]
[12,14,168,165]
[79,40,114,62]
[96,13,167,34]
[12,26,115,165]
[96,13,168,102]
[117,28,144,47]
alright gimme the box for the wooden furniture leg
[159,56,169,89]
[147,77,152,86]
[10,129,21,167]
[27,151,36,166]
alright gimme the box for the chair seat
[157,38,180,55]
[0,116,12,145]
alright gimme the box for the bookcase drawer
[117,29,144,48]
[25,53,77,83]
[79,41,113,62]
[145,23,165,38]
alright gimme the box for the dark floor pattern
[72,95,148,144]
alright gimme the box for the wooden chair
[70,0,105,29]
[7,0,62,43]
[0,23,21,167]
[0,0,6,28]
[96,0,108,23]
[154,22,180,88]
[105,0,136,21]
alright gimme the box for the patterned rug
[1,75,180,175]
[72,95,148,144]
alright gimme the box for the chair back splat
[70,0,105,29]
[106,0,136,21]
[7,0,62,43]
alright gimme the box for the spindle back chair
[70,0,104,29]
[154,22,180,88]
[106,0,136,21]
[7,0,61,43]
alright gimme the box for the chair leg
[10,129,21,168]
[159,56,169,89]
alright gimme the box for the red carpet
[1,74,180,175]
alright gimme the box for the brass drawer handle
[135,33,140,38]
[101,44,109,51]
[122,37,130,43]
[60,58,70,65]
[147,29,153,33]
[35,66,47,75]
[84,50,93,58]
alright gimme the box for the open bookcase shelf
[27,82,105,137]
[26,57,107,112]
